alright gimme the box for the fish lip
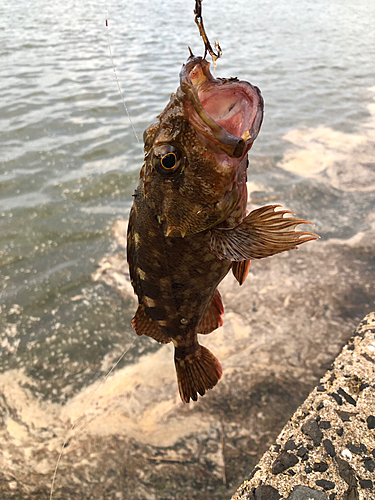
[179,56,264,159]
[180,55,214,84]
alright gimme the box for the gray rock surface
[232,312,375,500]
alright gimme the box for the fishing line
[105,0,143,151]
[49,336,137,499]
[50,4,147,498]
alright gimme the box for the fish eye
[161,152,177,170]
[152,144,183,175]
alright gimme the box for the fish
[126,53,318,403]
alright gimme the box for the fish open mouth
[199,83,259,139]
[180,56,264,158]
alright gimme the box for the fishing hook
[194,0,222,63]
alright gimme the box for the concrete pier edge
[231,312,375,500]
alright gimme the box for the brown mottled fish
[127,53,318,403]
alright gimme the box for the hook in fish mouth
[179,57,264,159]
[182,0,262,159]
[194,0,222,64]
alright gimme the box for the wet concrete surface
[232,312,375,500]
[1,213,374,499]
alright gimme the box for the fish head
[141,55,264,238]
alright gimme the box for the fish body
[128,186,229,402]
[127,56,317,403]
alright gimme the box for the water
[0,0,375,497]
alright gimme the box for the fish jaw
[180,55,264,157]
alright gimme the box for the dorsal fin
[232,260,251,285]
[197,289,224,334]
[131,305,171,344]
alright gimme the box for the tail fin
[174,345,222,403]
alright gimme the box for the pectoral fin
[131,305,171,344]
[210,204,319,262]
[197,289,224,334]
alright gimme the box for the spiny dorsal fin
[232,260,251,285]
[197,289,224,334]
[210,204,319,262]
[131,305,171,344]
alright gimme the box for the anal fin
[131,305,171,344]
[232,260,251,285]
[197,289,224,334]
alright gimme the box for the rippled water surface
[1,0,375,407]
